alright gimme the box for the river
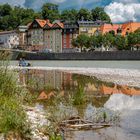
[11,60,140,140]
[10,60,140,69]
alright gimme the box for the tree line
[72,29,140,51]
[0,3,111,31]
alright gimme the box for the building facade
[44,22,63,53]
[100,21,140,36]
[62,22,79,51]
[18,26,28,50]
[0,30,19,49]
[78,20,105,36]
[100,24,121,35]
[27,19,47,51]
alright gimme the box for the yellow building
[78,20,104,36]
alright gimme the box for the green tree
[72,38,79,48]
[96,34,104,48]
[0,3,12,16]
[73,34,90,51]
[0,16,10,30]
[114,35,128,50]
[90,35,98,48]
[61,9,78,21]
[91,7,111,23]
[127,31,140,50]
[41,3,60,22]
[103,33,115,50]
[77,8,92,21]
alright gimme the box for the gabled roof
[28,19,48,29]
[43,22,53,29]
[35,19,47,28]
[52,22,64,29]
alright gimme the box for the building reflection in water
[18,69,140,99]
[18,69,140,140]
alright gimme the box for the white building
[0,30,19,49]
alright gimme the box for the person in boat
[19,58,30,67]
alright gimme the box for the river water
[16,59,140,140]
[10,60,140,69]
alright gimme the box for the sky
[0,0,140,23]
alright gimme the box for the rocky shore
[24,105,49,140]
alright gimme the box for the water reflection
[18,69,140,140]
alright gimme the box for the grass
[0,58,31,139]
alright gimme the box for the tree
[90,35,98,48]
[72,38,79,48]
[0,16,9,30]
[72,34,90,51]
[127,31,140,50]
[0,3,12,16]
[103,33,115,50]
[41,3,60,22]
[91,7,111,23]
[109,30,115,36]
[114,35,128,50]
[77,8,92,21]
[61,9,78,22]
[96,34,104,48]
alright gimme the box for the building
[18,26,28,50]
[44,21,63,53]
[100,24,121,35]
[100,21,140,36]
[27,19,47,51]
[0,30,19,49]
[62,21,79,51]
[121,21,140,36]
[78,20,105,36]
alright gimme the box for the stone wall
[17,51,140,60]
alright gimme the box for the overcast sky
[0,0,140,23]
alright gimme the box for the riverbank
[2,50,140,60]
[9,66,140,88]
[19,51,140,60]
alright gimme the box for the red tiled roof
[37,91,48,100]
[52,22,64,29]
[100,24,122,34]
[35,19,47,28]
[46,22,53,27]
[121,22,140,36]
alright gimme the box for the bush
[0,61,31,138]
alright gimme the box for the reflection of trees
[72,74,111,108]
[72,74,115,89]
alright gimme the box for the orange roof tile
[37,91,48,100]
[100,84,121,94]
[120,86,140,95]
[100,24,122,34]
[46,22,53,27]
[52,22,64,28]
[35,19,47,28]
[121,21,140,36]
